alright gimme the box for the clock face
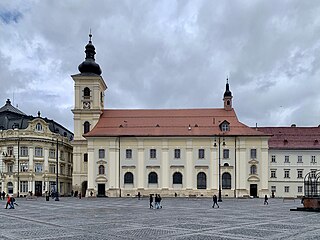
[83,101,91,109]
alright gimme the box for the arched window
[197,172,207,189]
[222,172,231,189]
[227,100,230,106]
[148,172,158,184]
[224,163,229,167]
[98,165,105,175]
[124,172,134,184]
[250,165,257,175]
[84,121,90,134]
[35,123,42,131]
[84,87,90,99]
[173,172,182,184]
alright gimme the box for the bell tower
[71,33,107,194]
[223,78,233,111]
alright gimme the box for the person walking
[2,191,5,200]
[264,195,268,205]
[137,192,141,200]
[212,194,219,208]
[158,194,162,209]
[5,195,13,209]
[149,194,153,209]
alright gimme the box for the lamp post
[55,138,59,201]
[214,136,225,202]
[17,138,20,197]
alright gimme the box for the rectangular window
[271,186,276,192]
[284,170,290,178]
[60,165,65,175]
[99,149,105,159]
[34,163,43,173]
[284,156,289,163]
[250,149,257,159]
[49,149,56,159]
[150,149,157,159]
[60,150,65,160]
[68,165,72,176]
[297,156,302,163]
[284,186,290,193]
[20,181,28,193]
[223,149,229,159]
[271,170,276,178]
[7,163,13,173]
[174,149,181,159]
[126,149,132,159]
[298,186,303,193]
[7,146,13,156]
[297,170,303,178]
[84,153,88,162]
[198,149,205,159]
[49,164,56,174]
[20,147,28,157]
[35,147,43,157]
[271,155,276,163]
[20,162,28,172]
[311,169,317,178]
[311,156,316,163]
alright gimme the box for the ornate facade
[0,99,73,197]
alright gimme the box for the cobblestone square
[0,197,318,239]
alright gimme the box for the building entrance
[97,184,105,197]
[35,181,42,196]
[250,184,257,197]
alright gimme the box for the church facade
[72,35,271,198]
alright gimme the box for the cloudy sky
[1,0,320,131]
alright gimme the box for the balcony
[2,154,15,163]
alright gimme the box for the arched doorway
[197,172,207,189]
[81,181,87,197]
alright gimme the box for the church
[72,34,270,198]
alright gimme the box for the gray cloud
[1,0,320,131]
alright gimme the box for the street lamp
[17,137,20,197]
[214,136,225,202]
[14,128,20,198]
[55,138,59,201]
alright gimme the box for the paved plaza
[0,197,319,239]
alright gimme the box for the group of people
[149,194,162,209]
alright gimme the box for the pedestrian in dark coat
[212,194,219,208]
[264,195,268,205]
[149,194,153,208]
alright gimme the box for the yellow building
[72,34,270,198]
[0,100,73,197]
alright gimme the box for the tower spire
[223,78,233,111]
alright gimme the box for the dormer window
[83,87,91,99]
[220,121,230,132]
[35,123,43,132]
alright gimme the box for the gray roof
[0,99,26,115]
[0,99,73,141]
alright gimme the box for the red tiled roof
[84,108,269,137]
[258,127,320,150]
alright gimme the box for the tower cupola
[78,33,102,75]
